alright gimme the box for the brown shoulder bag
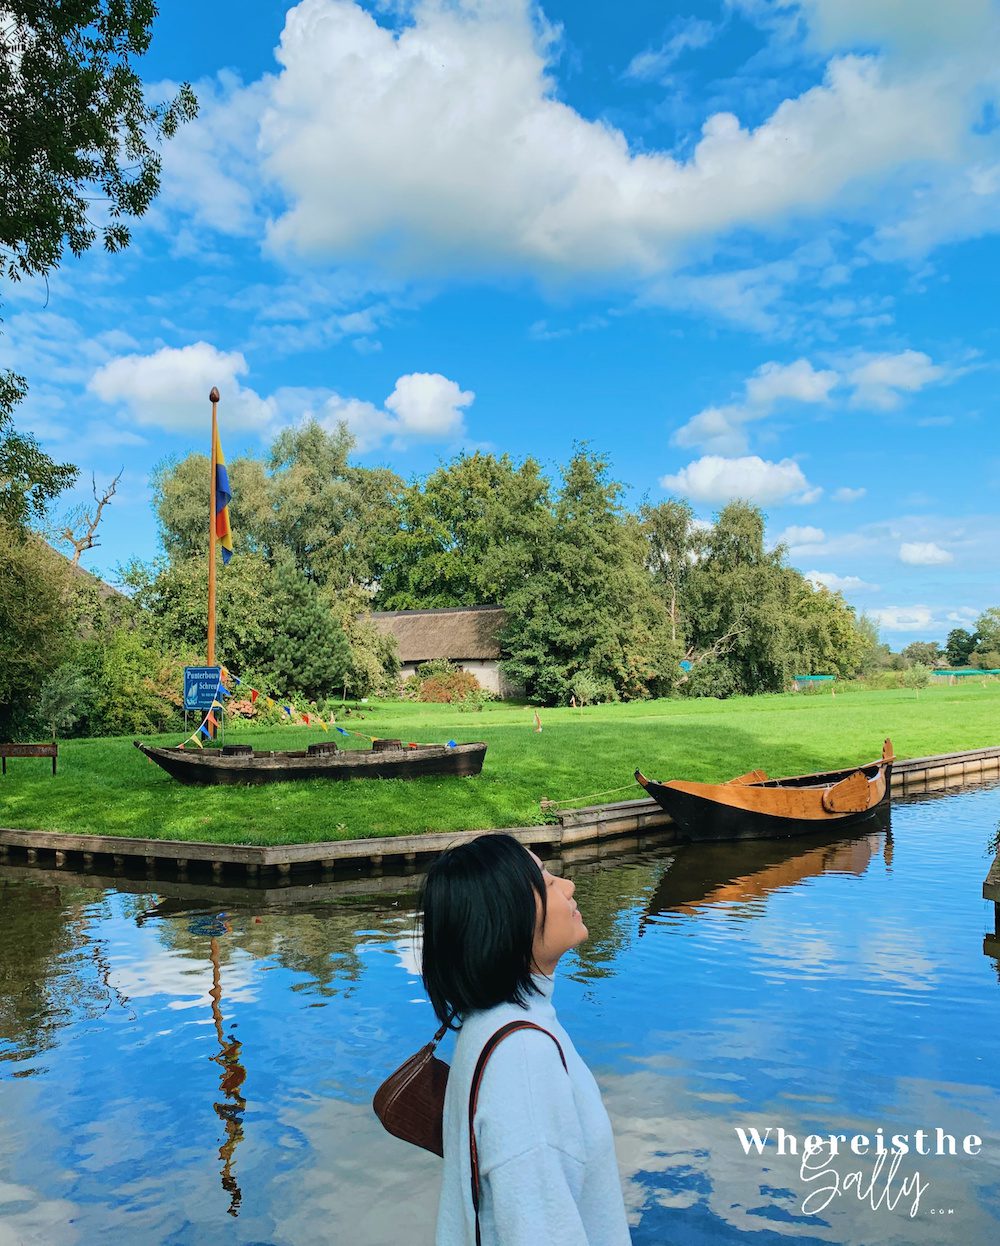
[373,1019,567,1239]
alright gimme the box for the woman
[421,832,632,1245]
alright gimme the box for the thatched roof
[370,605,506,662]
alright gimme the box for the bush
[399,659,484,703]
[679,659,739,699]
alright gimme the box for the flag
[214,423,234,565]
[250,689,259,705]
[317,718,328,732]
[302,713,310,725]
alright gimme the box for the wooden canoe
[634,739,894,841]
[134,739,487,786]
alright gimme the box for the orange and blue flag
[214,425,234,564]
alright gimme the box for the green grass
[2,684,999,845]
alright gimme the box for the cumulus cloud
[869,604,937,632]
[89,343,473,449]
[89,342,274,433]
[661,455,820,505]
[253,0,972,276]
[673,358,838,453]
[847,349,947,409]
[805,569,878,592]
[899,541,953,565]
[833,485,866,502]
[384,373,474,439]
[777,525,826,546]
[674,348,953,457]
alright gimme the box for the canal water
[2,782,1000,1245]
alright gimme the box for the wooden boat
[634,739,894,841]
[134,738,487,786]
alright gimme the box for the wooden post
[208,387,220,738]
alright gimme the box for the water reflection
[1,787,999,1244]
[207,932,247,1216]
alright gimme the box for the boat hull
[636,751,893,843]
[135,741,487,786]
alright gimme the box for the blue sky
[5,0,999,646]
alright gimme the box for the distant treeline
[8,420,997,739]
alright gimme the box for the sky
[5,0,999,647]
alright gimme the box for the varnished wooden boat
[134,738,487,786]
[635,739,894,841]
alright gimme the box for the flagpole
[208,388,220,738]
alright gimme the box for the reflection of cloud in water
[273,1096,440,1245]
[0,1178,78,1246]
[598,1066,1000,1244]
[109,940,258,1011]
[393,929,423,980]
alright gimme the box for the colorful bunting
[250,689,259,705]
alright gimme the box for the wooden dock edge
[2,744,999,884]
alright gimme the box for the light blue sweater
[435,971,632,1245]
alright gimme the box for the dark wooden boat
[134,738,487,786]
[635,739,894,841]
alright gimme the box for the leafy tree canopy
[1,1,196,419]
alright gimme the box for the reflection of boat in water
[641,811,891,930]
[635,740,894,842]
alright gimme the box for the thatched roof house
[370,605,518,696]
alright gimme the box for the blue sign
[184,666,222,711]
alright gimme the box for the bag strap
[467,1021,568,1245]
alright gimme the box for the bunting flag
[207,711,219,731]
[250,689,259,705]
[214,423,234,565]
[533,711,543,733]
[302,713,310,725]
[199,723,212,739]
[283,705,293,717]
[317,718,328,732]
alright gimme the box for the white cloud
[661,455,819,505]
[777,524,826,546]
[673,358,838,453]
[899,541,953,565]
[833,485,866,502]
[89,344,473,450]
[796,0,996,61]
[847,349,946,409]
[384,373,474,439]
[869,604,936,632]
[89,342,274,433]
[625,17,716,82]
[805,569,878,592]
[255,0,973,276]
[152,72,274,238]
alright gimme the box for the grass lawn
[1,684,998,845]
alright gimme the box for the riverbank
[2,684,999,845]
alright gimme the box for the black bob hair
[420,833,547,1028]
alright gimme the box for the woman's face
[528,849,588,975]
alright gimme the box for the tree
[1,406,77,531]
[271,561,351,701]
[1,3,197,421]
[976,608,1000,654]
[680,502,789,693]
[501,448,680,704]
[376,451,551,608]
[902,663,932,696]
[0,531,74,737]
[945,628,978,667]
[152,420,402,590]
[37,662,94,739]
[640,498,696,644]
[902,641,941,667]
[56,468,122,563]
